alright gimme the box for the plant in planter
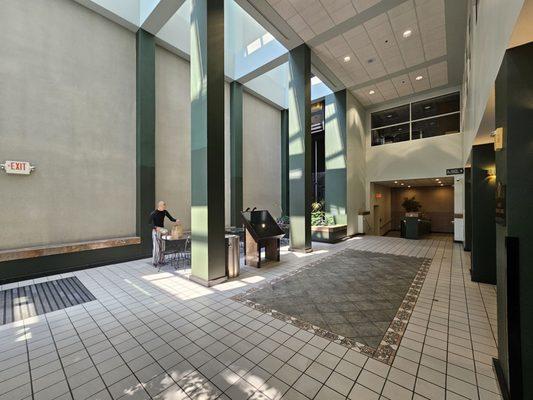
[401,196,422,216]
[311,201,335,226]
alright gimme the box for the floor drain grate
[0,277,96,325]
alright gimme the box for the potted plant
[401,196,422,217]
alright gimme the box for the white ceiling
[254,0,466,107]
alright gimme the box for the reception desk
[401,216,431,239]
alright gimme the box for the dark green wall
[281,109,289,217]
[0,29,156,284]
[495,42,533,400]
[464,167,472,251]
[287,44,312,251]
[470,144,496,284]
[230,81,243,226]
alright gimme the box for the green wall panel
[288,44,312,252]
[190,0,226,285]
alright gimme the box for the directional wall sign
[446,168,464,175]
[1,161,35,175]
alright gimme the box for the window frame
[370,92,461,147]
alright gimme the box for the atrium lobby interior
[0,0,532,399]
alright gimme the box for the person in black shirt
[149,201,177,266]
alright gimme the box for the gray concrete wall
[462,0,524,162]
[243,92,282,218]
[0,0,136,250]
[154,46,242,230]
[346,92,367,235]
[155,46,191,230]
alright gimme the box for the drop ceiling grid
[314,0,447,95]
[266,0,450,107]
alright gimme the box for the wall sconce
[485,167,496,180]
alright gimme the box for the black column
[470,143,496,284]
[463,167,472,251]
[494,41,533,400]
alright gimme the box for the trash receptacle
[225,234,240,278]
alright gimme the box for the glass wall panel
[371,105,409,129]
[370,92,461,146]
[411,92,460,120]
[371,123,410,146]
[411,113,460,140]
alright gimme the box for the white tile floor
[0,235,501,400]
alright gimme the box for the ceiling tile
[352,0,382,13]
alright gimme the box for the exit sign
[2,161,35,175]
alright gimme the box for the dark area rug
[242,249,426,349]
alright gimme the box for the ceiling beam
[311,52,344,92]
[444,0,468,85]
[237,53,288,84]
[233,0,303,50]
[307,0,407,47]
[348,55,448,92]
[141,0,186,35]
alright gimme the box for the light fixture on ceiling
[394,181,398,184]
[415,75,423,81]
[435,178,440,181]
[387,114,392,118]
[400,183,404,186]
[403,29,412,38]
[369,90,375,95]
[424,105,431,110]
[408,185,411,188]
[440,184,444,186]
[344,55,351,62]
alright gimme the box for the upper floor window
[371,92,460,146]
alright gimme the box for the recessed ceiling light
[401,183,404,186]
[440,184,444,186]
[435,178,440,181]
[415,75,423,81]
[425,105,431,110]
[344,55,351,62]
[369,90,375,95]
[387,114,392,118]
[403,29,412,38]
[408,185,411,188]
[394,181,398,184]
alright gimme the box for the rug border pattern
[231,249,432,365]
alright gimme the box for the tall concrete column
[136,29,156,255]
[280,109,289,216]
[230,81,243,226]
[288,44,312,252]
[324,90,347,225]
[190,0,226,286]
[470,143,496,284]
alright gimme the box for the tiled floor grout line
[0,235,502,400]
[412,237,446,398]
[22,318,35,400]
[459,247,484,400]
[56,308,117,400]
